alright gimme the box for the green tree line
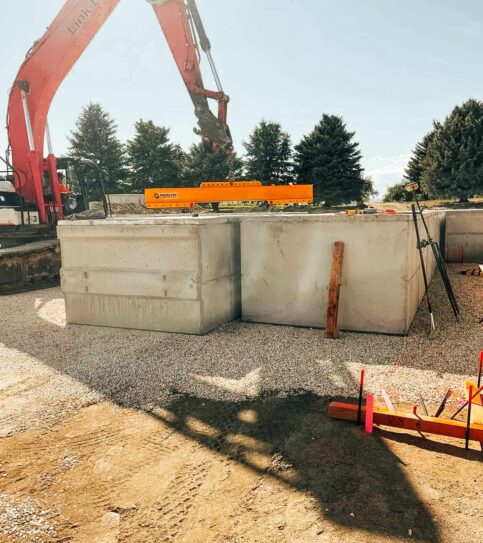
[384,98,483,202]
[69,98,483,205]
[69,103,374,205]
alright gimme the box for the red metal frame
[6,0,230,223]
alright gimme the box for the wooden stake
[326,241,345,338]
[365,394,374,433]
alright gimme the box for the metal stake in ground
[478,351,483,388]
[419,393,429,416]
[465,385,474,450]
[434,388,452,418]
[411,204,436,338]
[449,385,483,420]
[357,368,365,426]
[406,183,460,320]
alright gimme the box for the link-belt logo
[154,193,178,199]
[67,0,103,35]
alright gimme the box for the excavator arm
[149,0,232,150]
[6,0,232,224]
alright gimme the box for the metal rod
[357,368,365,426]
[449,385,483,420]
[413,192,460,319]
[419,394,429,416]
[478,352,482,388]
[434,388,452,418]
[430,241,459,317]
[20,91,35,151]
[465,385,473,450]
[413,193,432,240]
[45,119,53,155]
[186,0,224,92]
[206,50,223,92]
[412,204,435,337]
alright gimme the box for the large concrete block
[57,216,241,334]
[241,212,445,335]
[445,210,483,262]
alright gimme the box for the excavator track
[0,239,61,295]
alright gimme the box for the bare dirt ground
[0,266,482,543]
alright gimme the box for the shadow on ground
[6,285,480,541]
[151,390,440,541]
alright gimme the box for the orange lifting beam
[145,181,313,208]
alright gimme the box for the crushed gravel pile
[0,494,57,542]
[108,202,159,215]
[0,264,481,435]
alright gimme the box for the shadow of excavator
[0,288,457,542]
[149,390,441,541]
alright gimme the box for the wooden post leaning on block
[326,241,345,338]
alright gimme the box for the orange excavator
[3,0,232,226]
[0,0,232,293]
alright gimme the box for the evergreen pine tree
[181,140,243,186]
[243,120,292,183]
[294,115,364,205]
[421,99,483,200]
[68,103,126,193]
[126,120,184,190]
[404,128,437,186]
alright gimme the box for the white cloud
[364,154,411,196]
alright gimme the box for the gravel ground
[0,494,57,543]
[0,264,481,436]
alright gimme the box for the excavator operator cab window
[65,162,79,194]
[42,171,53,199]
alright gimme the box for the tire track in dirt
[118,456,210,543]
[0,376,51,399]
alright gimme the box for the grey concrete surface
[445,209,483,262]
[57,217,240,334]
[57,210,453,336]
[241,212,445,335]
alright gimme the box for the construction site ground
[0,265,482,543]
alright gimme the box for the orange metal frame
[145,181,313,208]
[328,401,483,443]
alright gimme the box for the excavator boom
[7,0,122,223]
[6,0,232,224]
[149,0,232,149]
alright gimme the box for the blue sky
[1,0,482,195]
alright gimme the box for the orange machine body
[145,181,313,208]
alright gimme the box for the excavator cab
[0,156,110,293]
[0,156,110,228]
[55,157,111,219]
